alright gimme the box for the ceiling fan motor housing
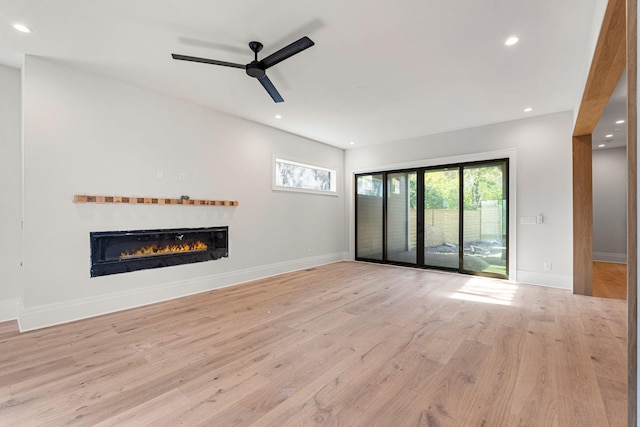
[246,61,266,78]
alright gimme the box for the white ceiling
[0,0,602,149]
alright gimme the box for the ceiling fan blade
[258,75,284,103]
[171,54,245,69]
[260,36,314,69]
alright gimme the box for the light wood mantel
[73,194,238,206]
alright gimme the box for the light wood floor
[593,261,628,300]
[0,262,627,426]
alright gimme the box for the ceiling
[0,0,602,149]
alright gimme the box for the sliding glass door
[386,171,418,264]
[423,168,460,269]
[356,174,384,260]
[462,162,508,276]
[355,159,509,279]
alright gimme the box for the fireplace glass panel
[90,226,228,277]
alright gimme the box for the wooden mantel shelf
[74,194,238,206]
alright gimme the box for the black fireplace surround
[90,226,228,277]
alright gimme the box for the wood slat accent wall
[73,195,238,206]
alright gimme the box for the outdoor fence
[357,193,504,257]
[409,206,503,248]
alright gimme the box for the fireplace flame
[120,240,208,258]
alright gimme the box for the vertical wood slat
[628,0,638,423]
[573,135,593,296]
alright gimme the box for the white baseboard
[0,298,19,322]
[593,252,627,263]
[516,270,572,290]
[17,252,346,332]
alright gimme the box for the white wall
[19,56,346,330]
[0,64,22,321]
[345,111,574,288]
[593,146,627,262]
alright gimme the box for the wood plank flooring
[0,262,627,426]
[593,261,627,300]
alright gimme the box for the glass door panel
[356,174,384,260]
[386,172,417,264]
[423,168,460,269]
[462,162,508,277]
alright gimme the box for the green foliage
[394,164,505,210]
[463,166,504,210]
[421,165,505,210]
[423,169,459,209]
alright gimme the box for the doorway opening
[591,72,628,300]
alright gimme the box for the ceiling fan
[172,36,315,103]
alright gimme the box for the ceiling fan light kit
[172,36,315,103]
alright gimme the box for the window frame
[273,156,339,196]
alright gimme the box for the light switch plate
[520,216,537,225]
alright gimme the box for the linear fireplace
[90,226,228,277]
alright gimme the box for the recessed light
[274,114,282,119]
[13,23,32,33]
[349,141,355,145]
[616,119,625,124]
[598,144,606,148]
[523,107,533,112]
[605,134,613,138]
[505,36,519,46]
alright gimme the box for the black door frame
[355,158,509,280]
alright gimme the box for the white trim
[516,270,572,289]
[17,252,346,332]
[350,148,517,175]
[272,186,340,197]
[0,298,20,322]
[593,252,627,263]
